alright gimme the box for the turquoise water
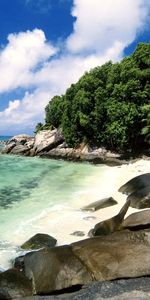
[0,153,107,269]
[0,136,12,141]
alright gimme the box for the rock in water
[88,199,130,237]
[21,233,57,250]
[82,197,117,211]
[127,186,150,209]
[118,173,150,194]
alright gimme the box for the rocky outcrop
[21,233,57,250]
[32,129,64,155]
[22,229,150,295]
[17,277,150,300]
[1,130,129,165]
[42,142,126,166]
[2,134,34,155]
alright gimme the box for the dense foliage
[37,43,150,152]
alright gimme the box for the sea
[0,136,116,270]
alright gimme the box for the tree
[45,95,64,128]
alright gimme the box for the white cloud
[67,0,149,54]
[0,0,149,134]
[0,29,57,93]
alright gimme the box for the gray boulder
[1,142,16,154]
[7,134,31,145]
[10,144,30,155]
[21,233,57,250]
[33,129,64,155]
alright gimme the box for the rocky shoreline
[1,129,137,166]
[1,132,150,299]
[0,173,150,299]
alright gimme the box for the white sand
[21,158,149,246]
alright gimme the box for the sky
[0,0,149,135]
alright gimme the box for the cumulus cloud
[67,0,149,54]
[0,29,57,93]
[0,0,149,134]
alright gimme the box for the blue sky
[0,0,149,135]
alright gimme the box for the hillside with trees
[36,43,150,153]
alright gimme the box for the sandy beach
[22,158,150,246]
[0,157,149,270]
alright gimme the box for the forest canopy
[36,43,150,153]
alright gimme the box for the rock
[33,129,64,155]
[24,245,92,294]
[83,216,97,220]
[7,134,31,145]
[13,255,25,271]
[24,230,150,295]
[1,142,16,154]
[2,134,34,155]
[10,144,30,155]
[127,186,150,209]
[118,173,150,195]
[82,197,117,211]
[70,231,85,237]
[21,233,57,250]
[88,199,130,237]
[72,229,150,281]
[17,277,150,300]
[122,209,150,230]
[0,268,32,299]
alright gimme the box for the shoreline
[10,157,150,248]
[0,139,150,269]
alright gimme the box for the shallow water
[0,153,109,269]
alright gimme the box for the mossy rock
[21,233,57,250]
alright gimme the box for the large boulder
[33,129,64,155]
[72,229,150,281]
[118,173,150,194]
[21,233,57,250]
[0,268,32,299]
[7,134,31,145]
[24,230,150,295]
[24,245,92,294]
[119,173,150,209]
[2,134,34,155]
[1,142,16,154]
[10,144,30,156]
